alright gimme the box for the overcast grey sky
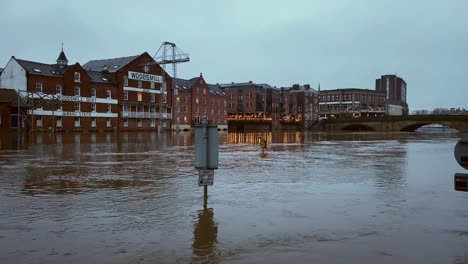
[1,0,467,110]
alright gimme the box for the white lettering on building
[128,71,163,83]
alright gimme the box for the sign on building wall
[128,71,163,83]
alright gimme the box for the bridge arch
[400,122,458,132]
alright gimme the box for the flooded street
[0,130,467,264]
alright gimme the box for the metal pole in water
[203,185,208,209]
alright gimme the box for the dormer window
[74,72,80,82]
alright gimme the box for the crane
[153,41,190,78]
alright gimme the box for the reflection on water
[0,128,466,264]
[193,207,218,264]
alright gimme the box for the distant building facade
[279,84,319,129]
[172,74,228,131]
[375,74,408,114]
[219,81,276,130]
[318,88,386,118]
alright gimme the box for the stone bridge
[315,115,468,132]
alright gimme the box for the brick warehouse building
[0,49,172,132]
[318,88,387,118]
[219,81,275,130]
[172,74,228,131]
[278,84,319,129]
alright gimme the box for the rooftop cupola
[56,45,69,66]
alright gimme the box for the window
[196,98,199,104]
[217,118,220,124]
[298,106,302,112]
[137,119,142,127]
[224,100,227,107]
[176,96,180,103]
[123,91,128,101]
[211,99,214,105]
[184,116,187,123]
[74,102,80,111]
[74,72,80,82]
[150,106,155,113]
[144,65,149,72]
[107,90,111,98]
[203,89,206,95]
[138,80,142,88]
[230,94,233,99]
[184,106,188,113]
[150,82,155,89]
[36,116,42,127]
[247,92,251,98]
[74,87,80,96]
[137,92,142,102]
[36,83,43,93]
[151,94,155,102]
[56,85,62,95]
[107,105,111,113]
[123,118,128,127]
[203,99,206,105]
[211,109,214,114]
[56,117,62,127]
[184,96,188,103]
[150,119,156,127]
[91,103,96,112]
[196,87,200,94]
[124,76,128,86]
[91,88,96,97]
[106,118,111,127]
[203,108,206,114]
[196,107,199,113]
[57,104,62,111]
[74,117,80,127]
[91,118,96,127]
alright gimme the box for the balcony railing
[121,111,172,119]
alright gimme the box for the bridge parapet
[315,115,468,132]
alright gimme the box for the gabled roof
[207,83,226,96]
[83,55,139,73]
[0,89,18,103]
[14,58,113,84]
[86,70,115,84]
[172,77,192,91]
[16,59,69,78]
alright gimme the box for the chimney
[304,84,310,90]
[293,84,300,90]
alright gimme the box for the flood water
[0,129,467,264]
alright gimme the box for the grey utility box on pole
[194,117,219,170]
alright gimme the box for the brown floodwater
[0,129,467,264]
